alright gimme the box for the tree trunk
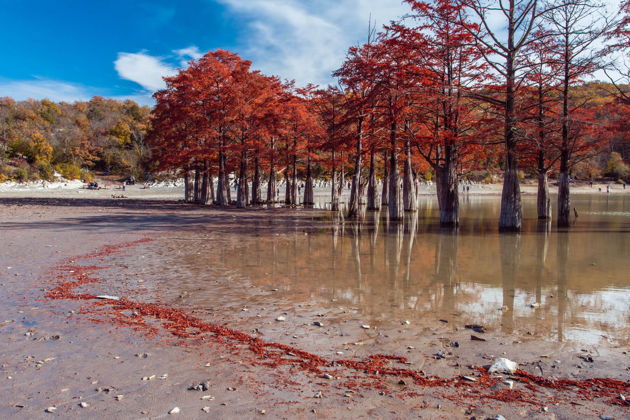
[348,118,363,218]
[499,50,522,231]
[304,152,314,205]
[291,137,298,205]
[537,171,551,220]
[284,170,292,205]
[435,164,459,227]
[216,148,228,206]
[226,175,232,204]
[381,151,389,206]
[338,151,345,198]
[403,134,417,212]
[388,121,403,221]
[267,138,276,203]
[557,161,571,227]
[209,172,215,204]
[184,170,193,202]
[200,161,210,205]
[558,47,571,228]
[367,147,378,210]
[331,150,339,211]
[193,169,201,203]
[252,153,261,205]
[236,147,248,208]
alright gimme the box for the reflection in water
[557,232,569,343]
[151,194,630,347]
[500,234,520,334]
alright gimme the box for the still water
[145,194,630,347]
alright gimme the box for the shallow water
[144,193,630,348]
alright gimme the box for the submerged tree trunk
[537,170,551,220]
[348,118,363,218]
[557,159,570,227]
[236,147,248,208]
[435,164,459,227]
[367,147,378,210]
[402,134,417,212]
[304,152,314,205]
[557,55,571,228]
[381,151,389,206]
[388,121,403,221]
[252,153,261,205]
[499,53,522,231]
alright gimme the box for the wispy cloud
[0,78,93,102]
[216,0,410,86]
[174,46,204,66]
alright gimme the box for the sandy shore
[0,193,628,419]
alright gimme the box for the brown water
[136,194,630,348]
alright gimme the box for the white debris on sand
[0,179,84,192]
[489,358,519,374]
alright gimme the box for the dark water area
[141,194,630,348]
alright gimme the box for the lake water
[140,193,630,348]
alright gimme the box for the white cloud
[216,0,623,87]
[216,0,411,87]
[174,46,204,66]
[0,78,93,102]
[114,52,178,91]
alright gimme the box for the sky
[0,0,622,106]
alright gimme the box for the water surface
[144,193,630,347]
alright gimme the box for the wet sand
[0,194,628,419]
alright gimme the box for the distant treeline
[0,82,626,185]
[0,97,151,182]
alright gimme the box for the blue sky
[0,0,622,105]
[0,0,410,105]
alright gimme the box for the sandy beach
[0,185,628,419]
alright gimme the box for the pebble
[79,402,89,408]
[321,374,334,380]
[96,295,120,301]
[599,416,613,420]
[201,395,215,400]
[275,316,286,322]
[504,380,514,389]
[202,407,211,413]
[169,407,180,414]
[462,376,477,382]
[45,407,56,413]
[361,325,370,329]
[313,321,324,327]
[314,391,323,398]
[115,395,124,401]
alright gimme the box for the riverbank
[0,196,628,419]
